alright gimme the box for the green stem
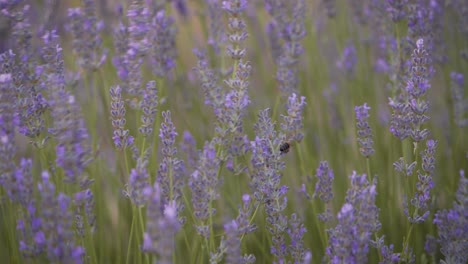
[126,206,136,264]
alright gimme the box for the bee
[279,141,291,154]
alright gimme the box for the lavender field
[0,0,467,263]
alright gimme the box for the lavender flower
[193,49,223,114]
[323,0,336,18]
[149,9,177,78]
[157,111,185,221]
[404,139,436,223]
[313,161,334,222]
[40,30,93,183]
[265,0,307,95]
[38,171,85,263]
[386,0,408,23]
[433,170,468,264]
[220,195,256,264]
[287,213,307,263]
[123,0,151,96]
[250,109,288,261]
[15,159,44,257]
[124,158,150,207]
[110,85,134,149]
[112,21,130,87]
[281,93,306,143]
[7,7,49,139]
[450,72,468,127]
[67,0,107,70]
[390,38,432,142]
[139,81,158,137]
[179,130,199,176]
[355,103,374,157]
[143,185,180,264]
[74,188,96,235]
[266,22,282,62]
[189,141,220,238]
[327,172,380,264]
[336,41,358,76]
[224,220,243,264]
[206,0,225,54]
[0,72,17,190]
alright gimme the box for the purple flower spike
[434,170,468,264]
[355,103,374,157]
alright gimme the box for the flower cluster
[110,85,134,149]
[67,0,107,70]
[190,141,221,238]
[327,172,380,264]
[157,111,185,221]
[355,103,374,157]
[433,170,467,264]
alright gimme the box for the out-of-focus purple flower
[327,172,380,264]
[74,188,96,235]
[265,0,306,95]
[224,220,243,264]
[336,41,358,76]
[124,158,150,207]
[179,130,199,176]
[7,6,49,139]
[39,30,93,183]
[206,0,226,54]
[149,9,177,78]
[38,171,85,263]
[266,22,282,62]
[323,0,336,18]
[110,85,134,149]
[157,111,185,222]
[355,103,374,157]
[14,159,44,257]
[112,21,130,85]
[0,71,17,190]
[281,93,306,143]
[139,81,158,137]
[173,0,188,18]
[143,186,180,264]
[450,72,468,127]
[17,203,44,257]
[67,0,107,70]
[189,141,220,238]
[433,170,468,264]
[194,49,224,113]
[379,244,400,264]
[386,0,408,22]
[313,161,334,223]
